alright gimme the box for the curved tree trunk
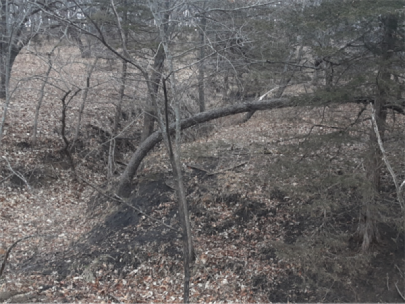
[116,98,292,197]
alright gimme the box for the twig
[187,162,247,176]
[395,281,405,301]
[2,157,31,190]
[78,177,177,231]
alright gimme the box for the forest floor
[1,46,405,303]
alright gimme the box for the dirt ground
[1,47,405,303]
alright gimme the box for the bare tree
[0,0,47,144]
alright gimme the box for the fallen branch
[186,164,210,174]
[8,291,35,302]
[207,161,247,176]
[0,234,55,277]
[387,273,390,291]
[370,104,405,210]
[395,281,405,301]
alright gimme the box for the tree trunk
[32,53,53,145]
[72,57,99,148]
[148,1,193,300]
[198,12,206,113]
[324,58,334,91]
[114,59,127,135]
[356,200,380,252]
[0,45,19,99]
[0,0,25,143]
[358,13,396,251]
[68,27,89,58]
[164,95,194,301]
[140,37,166,142]
[0,43,23,143]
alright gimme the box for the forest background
[0,0,405,302]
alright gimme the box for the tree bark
[116,98,292,197]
